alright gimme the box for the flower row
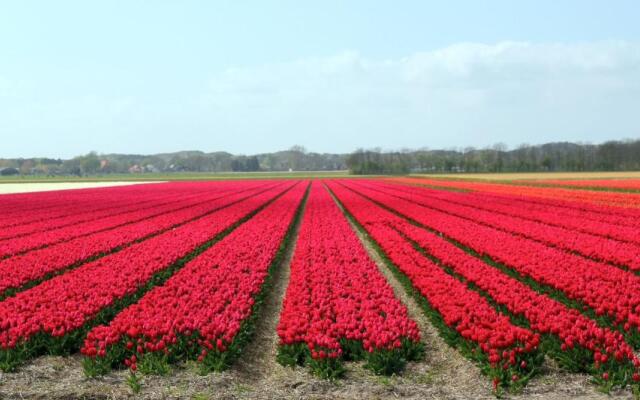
[0,183,213,242]
[348,181,640,342]
[0,184,245,257]
[0,181,279,298]
[327,181,542,390]
[525,179,640,192]
[386,183,640,245]
[337,180,640,389]
[0,182,188,228]
[276,183,421,377]
[362,181,640,270]
[0,182,294,371]
[388,177,640,210]
[81,182,307,376]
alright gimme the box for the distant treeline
[347,140,640,174]
[1,140,639,176]
[0,146,346,176]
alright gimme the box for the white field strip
[0,181,164,195]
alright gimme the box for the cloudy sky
[1,1,639,158]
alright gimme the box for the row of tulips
[0,182,192,228]
[523,179,640,192]
[276,183,422,378]
[381,181,640,246]
[388,177,640,210]
[458,185,640,228]
[0,182,294,372]
[0,181,277,299]
[386,179,640,228]
[346,181,640,346]
[326,181,543,391]
[81,182,308,376]
[335,181,640,391]
[360,181,640,270]
[0,184,249,258]
[0,182,168,215]
[415,180,640,229]
[0,183,216,242]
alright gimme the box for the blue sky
[1,1,639,158]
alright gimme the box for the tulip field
[2,176,640,397]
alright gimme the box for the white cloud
[202,41,640,151]
[208,41,640,97]
[2,41,639,158]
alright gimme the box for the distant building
[144,164,160,173]
[128,164,143,174]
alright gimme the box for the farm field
[412,171,640,181]
[0,171,350,185]
[409,172,640,193]
[2,176,640,399]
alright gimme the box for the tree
[288,145,306,171]
[346,148,410,175]
[77,152,101,175]
[491,143,507,172]
[19,160,34,175]
[245,156,260,172]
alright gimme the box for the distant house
[167,164,185,172]
[128,164,143,174]
[144,164,160,173]
[0,167,19,176]
[100,159,109,169]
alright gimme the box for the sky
[1,1,639,158]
